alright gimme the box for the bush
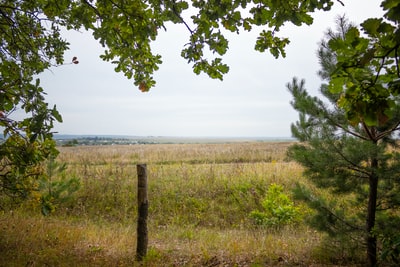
[250,183,302,227]
[38,157,80,215]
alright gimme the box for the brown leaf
[139,82,148,92]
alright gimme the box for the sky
[40,0,383,137]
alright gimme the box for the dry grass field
[0,142,363,266]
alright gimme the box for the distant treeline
[56,137,157,146]
[54,136,294,146]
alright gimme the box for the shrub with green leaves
[250,183,302,227]
[38,157,80,216]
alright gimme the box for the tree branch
[321,106,369,141]
[305,192,363,232]
[376,120,400,140]
[171,0,194,35]
[396,45,399,78]
[362,122,376,142]
[329,138,372,177]
[82,0,102,18]
[336,0,345,6]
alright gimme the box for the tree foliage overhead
[287,13,400,266]
[1,0,344,92]
[328,15,400,129]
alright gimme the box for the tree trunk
[366,158,378,267]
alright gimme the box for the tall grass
[0,142,360,266]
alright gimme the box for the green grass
[0,142,364,266]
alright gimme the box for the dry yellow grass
[0,211,324,266]
[56,142,292,165]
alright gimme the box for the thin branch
[332,120,369,141]
[321,105,370,141]
[330,139,372,177]
[362,122,376,141]
[346,165,371,178]
[306,193,363,232]
[82,0,102,18]
[374,56,385,85]
[396,45,399,78]
[376,120,400,140]
[171,0,194,35]
[336,0,345,6]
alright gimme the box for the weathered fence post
[136,164,148,261]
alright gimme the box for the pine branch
[303,190,363,232]
[320,106,369,141]
[376,120,400,140]
[362,122,377,142]
[329,137,371,178]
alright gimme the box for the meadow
[0,142,363,266]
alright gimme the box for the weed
[249,183,303,227]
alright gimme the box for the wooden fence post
[136,164,148,261]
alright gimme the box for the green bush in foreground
[250,183,302,227]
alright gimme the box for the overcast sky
[41,0,383,137]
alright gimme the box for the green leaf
[344,27,360,44]
[329,77,346,94]
[381,0,400,9]
[363,110,378,126]
[361,18,382,36]
[51,105,63,123]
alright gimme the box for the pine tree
[287,16,400,266]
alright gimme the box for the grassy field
[0,142,363,266]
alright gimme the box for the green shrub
[250,183,302,227]
[38,157,80,215]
